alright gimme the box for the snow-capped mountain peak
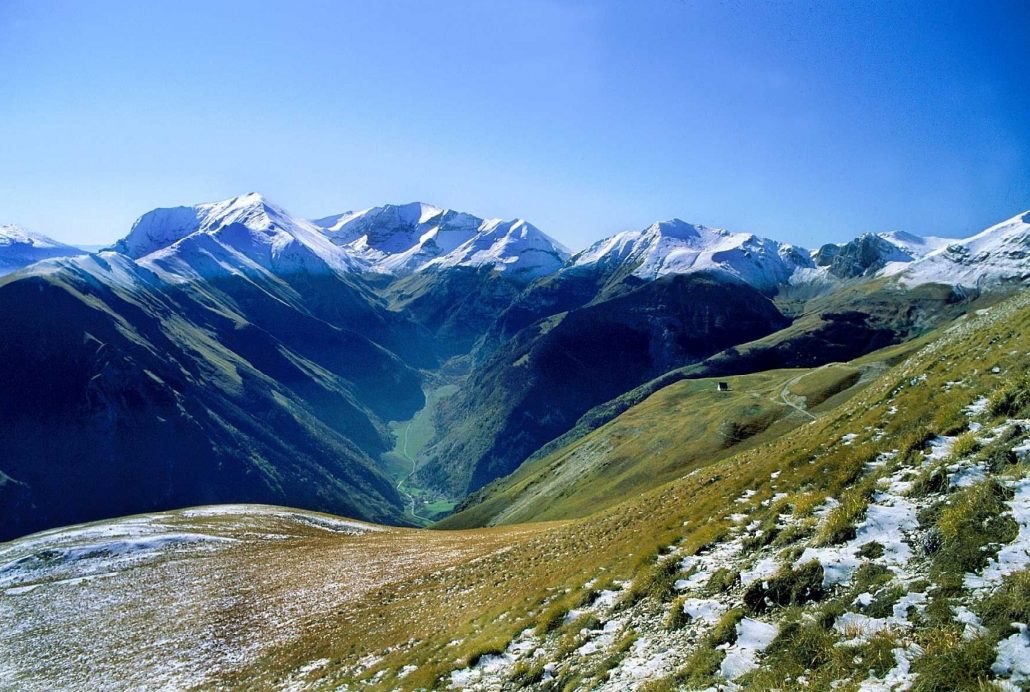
[897,210,1030,289]
[876,230,952,258]
[1,224,74,250]
[312,203,569,279]
[0,224,86,276]
[570,218,814,293]
[112,193,364,280]
[422,217,570,279]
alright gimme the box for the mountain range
[0,195,1028,539]
[3,194,1030,690]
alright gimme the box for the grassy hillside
[438,367,830,528]
[441,328,939,530]
[4,289,1029,690]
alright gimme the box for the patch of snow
[619,637,669,679]
[853,592,875,607]
[740,557,780,587]
[966,396,990,417]
[857,644,923,691]
[926,435,958,461]
[993,623,1030,685]
[869,451,899,469]
[798,490,917,587]
[736,489,758,503]
[835,612,896,639]
[682,598,728,624]
[719,618,778,680]
[948,461,987,489]
[967,477,1030,589]
[954,605,987,640]
[676,537,744,591]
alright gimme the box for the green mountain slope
[0,255,426,539]
[3,289,1028,691]
[439,361,886,529]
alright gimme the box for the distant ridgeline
[0,195,1027,539]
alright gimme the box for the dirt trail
[777,372,818,421]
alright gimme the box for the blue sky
[1,0,1027,249]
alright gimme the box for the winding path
[777,372,818,421]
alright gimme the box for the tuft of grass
[673,645,725,690]
[816,480,875,546]
[977,569,1030,638]
[702,567,739,595]
[856,541,885,559]
[911,629,995,691]
[536,600,571,635]
[743,561,825,614]
[664,596,689,631]
[617,554,682,610]
[933,479,1018,582]
[949,431,982,460]
[508,659,546,686]
[910,464,949,498]
[988,376,1030,418]
[711,608,745,646]
[462,635,510,668]
[863,585,905,619]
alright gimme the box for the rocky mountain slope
[893,210,1030,290]
[2,282,1028,691]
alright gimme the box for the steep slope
[439,355,895,529]
[812,231,950,280]
[416,272,789,496]
[0,251,423,540]
[3,288,1029,691]
[382,266,530,359]
[0,224,85,275]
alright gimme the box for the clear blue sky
[1,0,1027,249]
